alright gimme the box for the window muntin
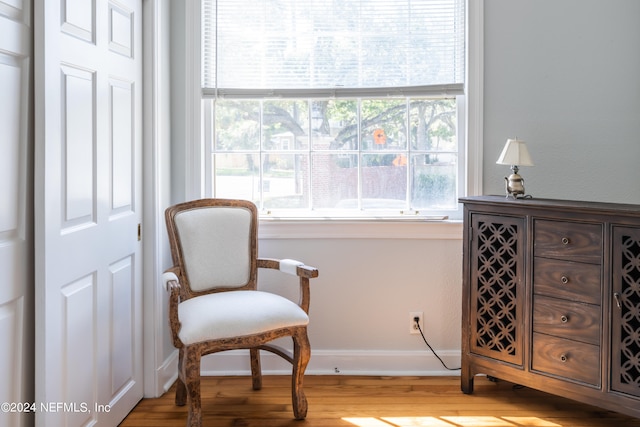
[209,97,459,217]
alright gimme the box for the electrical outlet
[409,311,424,334]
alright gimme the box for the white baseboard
[157,349,179,394]
[200,349,462,377]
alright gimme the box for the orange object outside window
[373,128,387,145]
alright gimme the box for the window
[201,0,467,219]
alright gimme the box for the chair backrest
[165,199,258,299]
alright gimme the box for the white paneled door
[35,0,143,426]
[0,1,33,427]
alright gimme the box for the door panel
[611,226,640,398]
[61,64,96,226]
[469,213,525,366]
[109,257,135,394]
[0,1,32,426]
[110,78,134,213]
[35,0,143,425]
[61,276,96,427]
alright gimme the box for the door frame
[141,0,177,397]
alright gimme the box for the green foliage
[215,98,456,153]
[414,173,455,204]
[362,154,396,166]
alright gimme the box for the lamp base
[504,173,527,199]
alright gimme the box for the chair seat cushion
[178,290,309,345]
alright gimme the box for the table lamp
[496,138,534,198]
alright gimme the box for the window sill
[258,218,463,240]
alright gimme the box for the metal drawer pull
[561,276,569,284]
[560,354,568,362]
[561,237,570,245]
[560,315,569,323]
[614,292,622,309]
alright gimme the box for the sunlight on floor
[503,417,562,426]
[343,416,562,427]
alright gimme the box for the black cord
[416,321,461,371]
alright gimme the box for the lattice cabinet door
[469,214,525,366]
[611,226,640,398]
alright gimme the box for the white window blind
[202,0,466,98]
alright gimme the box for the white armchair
[163,198,318,427]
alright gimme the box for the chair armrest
[162,269,184,348]
[258,258,319,278]
[162,270,180,291]
[257,258,318,314]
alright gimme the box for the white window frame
[184,0,483,239]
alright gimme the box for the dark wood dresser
[460,195,640,418]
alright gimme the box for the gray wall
[483,0,640,203]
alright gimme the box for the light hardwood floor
[119,375,640,427]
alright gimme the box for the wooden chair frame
[164,199,319,427]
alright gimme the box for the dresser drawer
[533,257,601,304]
[533,295,600,345]
[534,220,602,264]
[532,332,600,386]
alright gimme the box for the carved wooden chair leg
[184,347,203,427]
[175,349,187,406]
[250,348,263,391]
[291,329,310,420]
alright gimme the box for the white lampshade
[496,138,534,166]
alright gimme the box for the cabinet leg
[461,366,474,394]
